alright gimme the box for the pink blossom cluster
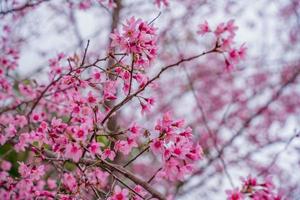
[226,176,284,200]
[154,0,169,8]
[111,16,158,68]
[0,162,55,199]
[108,184,154,200]
[0,6,254,198]
[68,0,117,10]
[197,20,246,71]
[150,112,203,181]
[1,0,299,199]
[0,25,20,101]
[0,14,203,198]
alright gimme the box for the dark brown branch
[0,0,50,16]
[101,48,217,126]
[42,149,166,200]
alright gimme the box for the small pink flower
[197,20,211,35]
[62,173,77,193]
[101,148,116,161]
[215,22,226,36]
[18,162,30,177]
[110,17,158,68]
[1,161,11,171]
[133,185,146,200]
[115,139,137,155]
[32,113,41,122]
[242,175,257,187]
[75,128,87,140]
[92,70,102,81]
[65,143,83,162]
[150,138,163,154]
[89,141,102,156]
[94,168,109,187]
[186,144,203,161]
[108,185,129,200]
[103,81,118,100]
[154,0,169,8]
[140,102,150,114]
[47,179,57,190]
[128,122,141,138]
[87,91,97,104]
[226,19,238,35]
[238,44,247,60]
[226,188,244,200]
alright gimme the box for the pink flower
[108,0,117,8]
[237,44,247,60]
[1,161,11,171]
[133,73,148,88]
[242,175,257,188]
[226,188,244,200]
[186,144,203,161]
[157,158,180,181]
[18,162,45,181]
[140,102,150,114]
[103,81,117,100]
[171,142,190,159]
[92,69,102,81]
[101,148,116,160]
[31,113,42,122]
[5,124,16,139]
[108,185,129,200]
[65,142,83,162]
[146,97,155,105]
[261,176,275,189]
[154,0,169,8]
[94,168,109,187]
[197,19,245,71]
[97,0,117,9]
[127,123,141,139]
[78,0,92,10]
[47,179,57,190]
[226,19,238,36]
[178,164,194,180]
[224,44,247,71]
[62,173,77,193]
[110,17,158,67]
[87,91,97,104]
[197,20,211,35]
[18,162,30,178]
[214,22,226,36]
[89,141,102,157]
[115,138,137,155]
[228,49,240,64]
[215,20,238,37]
[150,138,163,154]
[133,185,146,200]
[14,132,30,152]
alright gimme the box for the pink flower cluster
[69,0,117,10]
[226,176,284,200]
[197,20,246,71]
[0,162,56,199]
[111,16,158,68]
[0,11,250,199]
[108,185,129,200]
[0,25,20,100]
[150,112,203,181]
[154,0,169,8]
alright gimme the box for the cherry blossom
[108,185,129,200]
[0,0,298,199]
